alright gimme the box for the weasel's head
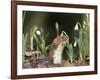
[53,31,69,47]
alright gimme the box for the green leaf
[65,43,74,63]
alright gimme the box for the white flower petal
[83,21,86,25]
[83,25,85,29]
[36,30,41,35]
[74,41,77,47]
[74,23,78,31]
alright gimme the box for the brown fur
[49,34,69,64]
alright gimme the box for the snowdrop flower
[83,25,85,29]
[61,31,64,36]
[86,14,89,19]
[83,21,86,29]
[83,21,86,26]
[61,32,63,36]
[74,41,77,47]
[74,23,79,31]
[36,30,41,35]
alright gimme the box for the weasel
[49,31,69,65]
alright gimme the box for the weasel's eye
[62,37,64,39]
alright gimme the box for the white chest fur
[53,42,65,64]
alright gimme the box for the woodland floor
[23,58,89,68]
